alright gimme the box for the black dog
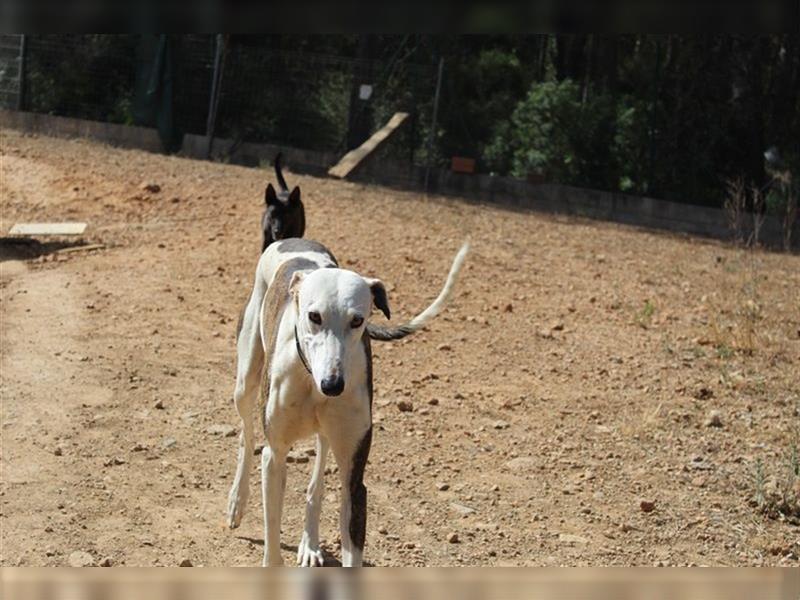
[262,153,305,252]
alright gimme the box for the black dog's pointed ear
[265,183,278,206]
[364,277,390,320]
[288,186,301,204]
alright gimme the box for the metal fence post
[205,34,225,159]
[16,34,27,111]
[424,56,444,194]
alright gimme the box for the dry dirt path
[1,129,798,566]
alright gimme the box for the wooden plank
[328,112,409,179]
[54,243,105,254]
[8,222,87,236]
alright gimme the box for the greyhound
[262,153,305,252]
[227,238,469,567]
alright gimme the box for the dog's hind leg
[261,442,288,566]
[297,434,329,567]
[226,285,266,529]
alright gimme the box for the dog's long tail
[367,241,469,342]
[274,152,288,191]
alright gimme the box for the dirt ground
[1,129,798,567]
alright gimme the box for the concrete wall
[2,109,797,250]
[0,109,163,153]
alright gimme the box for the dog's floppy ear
[265,183,279,206]
[364,277,391,320]
[289,270,307,297]
[288,186,301,204]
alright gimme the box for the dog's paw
[226,485,248,529]
[297,533,325,567]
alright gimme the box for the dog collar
[294,327,312,375]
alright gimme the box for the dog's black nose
[321,375,344,397]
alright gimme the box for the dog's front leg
[331,426,372,567]
[297,434,329,567]
[261,443,288,566]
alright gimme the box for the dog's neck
[294,326,312,375]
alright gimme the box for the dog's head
[290,268,390,397]
[262,184,305,252]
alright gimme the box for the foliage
[19,34,800,209]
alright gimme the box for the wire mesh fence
[0,34,24,109]
[6,35,439,168]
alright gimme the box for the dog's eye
[308,311,322,325]
[351,316,364,328]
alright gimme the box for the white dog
[226,238,468,567]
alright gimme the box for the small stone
[286,452,309,464]
[450,502,476,516]
[103,457,126,467]
[154,399,165,409]
[99,556,113,567]
[397,400,414,412]
[503,303,513,313]
[68,550,95,567]
[437,343,452,351]
[378,526,388,535]
[448,532,460,543]
[142,183,161,193]
[206,424,237,437]
[428,398,439,406]
[179,558,193,567]
[437,482,450,491]
[550,320,565,331]
[53,446,63,456]
[640,500,656,513]
[162,437,177,449]
[691,476,707,488]
[704,410,723,428]
[694,387,714,400]
[493,420,510,430]
[490,484,500,492]
[559,533,588,545]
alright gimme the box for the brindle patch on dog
[276,239,338,266]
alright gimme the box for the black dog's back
[262,153,305,252]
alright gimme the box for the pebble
[448,532,460,543]
[179,558,193,567]
[704,410,723,428]
[68,550,95,567]
[378,526,388,535]
[558,533,588,545]
[206,424,237,437]
[154,399,165,409]
[493,420,510,430]
[640,500,656,513]
[286,452,309,464]
[505,457,537,471]
[103,457,126,467]
[437,343,452,351]
[450,502,476,516]
[428,398,439,406]
[437,482,450,491]
[691,476,707,488]
[99,556,113,567]
[53,446,63,456]
[142,183,161,193]
[162,437,177,449]
[397,400,414,412]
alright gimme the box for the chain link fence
[3,35,439,169]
